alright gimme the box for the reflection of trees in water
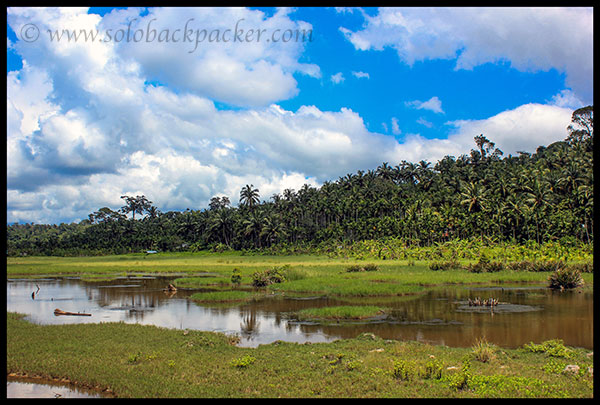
[13,279,593,349]
[81,278,179,321]
[296,288,594,349]
[239,307,260,339]
[285,320,299,333]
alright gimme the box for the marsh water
[6,376,111,398]
[7,275,593,349]
[6,275,593,397]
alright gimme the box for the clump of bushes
[548,267,584,290]
[506,260,540,272]
[506,259,583,273]
[230,354,256,368]
[566,260,593,273]
[422,359,444,380]
[447,359,472,391]
[465,254,504,273]
[429,260,460,271]
[523,339,572,358]
[251,266,287,287]
[392,359,414,381]
[345,263,379,272]
[471,338,497,363]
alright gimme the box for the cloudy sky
[6,7,593,224]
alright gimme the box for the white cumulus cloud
[340,7,593,104]
[6,7,582,224]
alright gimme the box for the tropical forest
[6,106,594,258]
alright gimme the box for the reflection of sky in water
[6,378,106,398]
[6,279,337,347]
[7,278,593,349]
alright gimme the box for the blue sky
[274,7,569,138]
[6,7,593,224]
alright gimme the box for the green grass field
[6,252,593,299]
[6,252,594,397]
[6,313,594,398]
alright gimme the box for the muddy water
[6,277,593,349]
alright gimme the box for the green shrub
[523,339,572,358]
[471,338,497,363]
[392,359,414,381]
[507,261,536,272]
[345,263,379,272]
[569,260,593,273]
[485,261,504,273]
[507,259,585,274]
[548,267,584,290]
[230,354,256,368]
[537,260,566,272]
[345,359,362,371]
[466,255,504,273]
[210,243,230,253]
[252,266,287,287]
[429,260,459,271]
[127,351,142,364]
[542,359,567,374]
[422,359,443,380]
[231,268,242,286]
[447,359,472,391]
[363,263,379,272]
[346,264,364,273]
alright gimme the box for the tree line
[6,106,593,256]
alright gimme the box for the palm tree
[243,210,263,248]
[240,185,260,210]
[459,182,488,213]
[460,181,490,240]
[524,177,553,243]
[376,162,394,181]
[260,214,287,247]
[207,208,233,246]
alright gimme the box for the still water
[6,376,111,398]
[7,275,593,349]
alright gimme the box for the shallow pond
[7,276,593,350]
[6,376,112,398]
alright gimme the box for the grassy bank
[6,313,593,398]
[295,306,385,323]
[6,252,593,300]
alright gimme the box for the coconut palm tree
[460,182,488,213]
[243,210,263,248]
[240,185,260,210]
[524,177,553,243]
[261,214,287,247]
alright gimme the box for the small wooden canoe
[54,308,92,316]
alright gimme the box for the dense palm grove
[6,106,593,256]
